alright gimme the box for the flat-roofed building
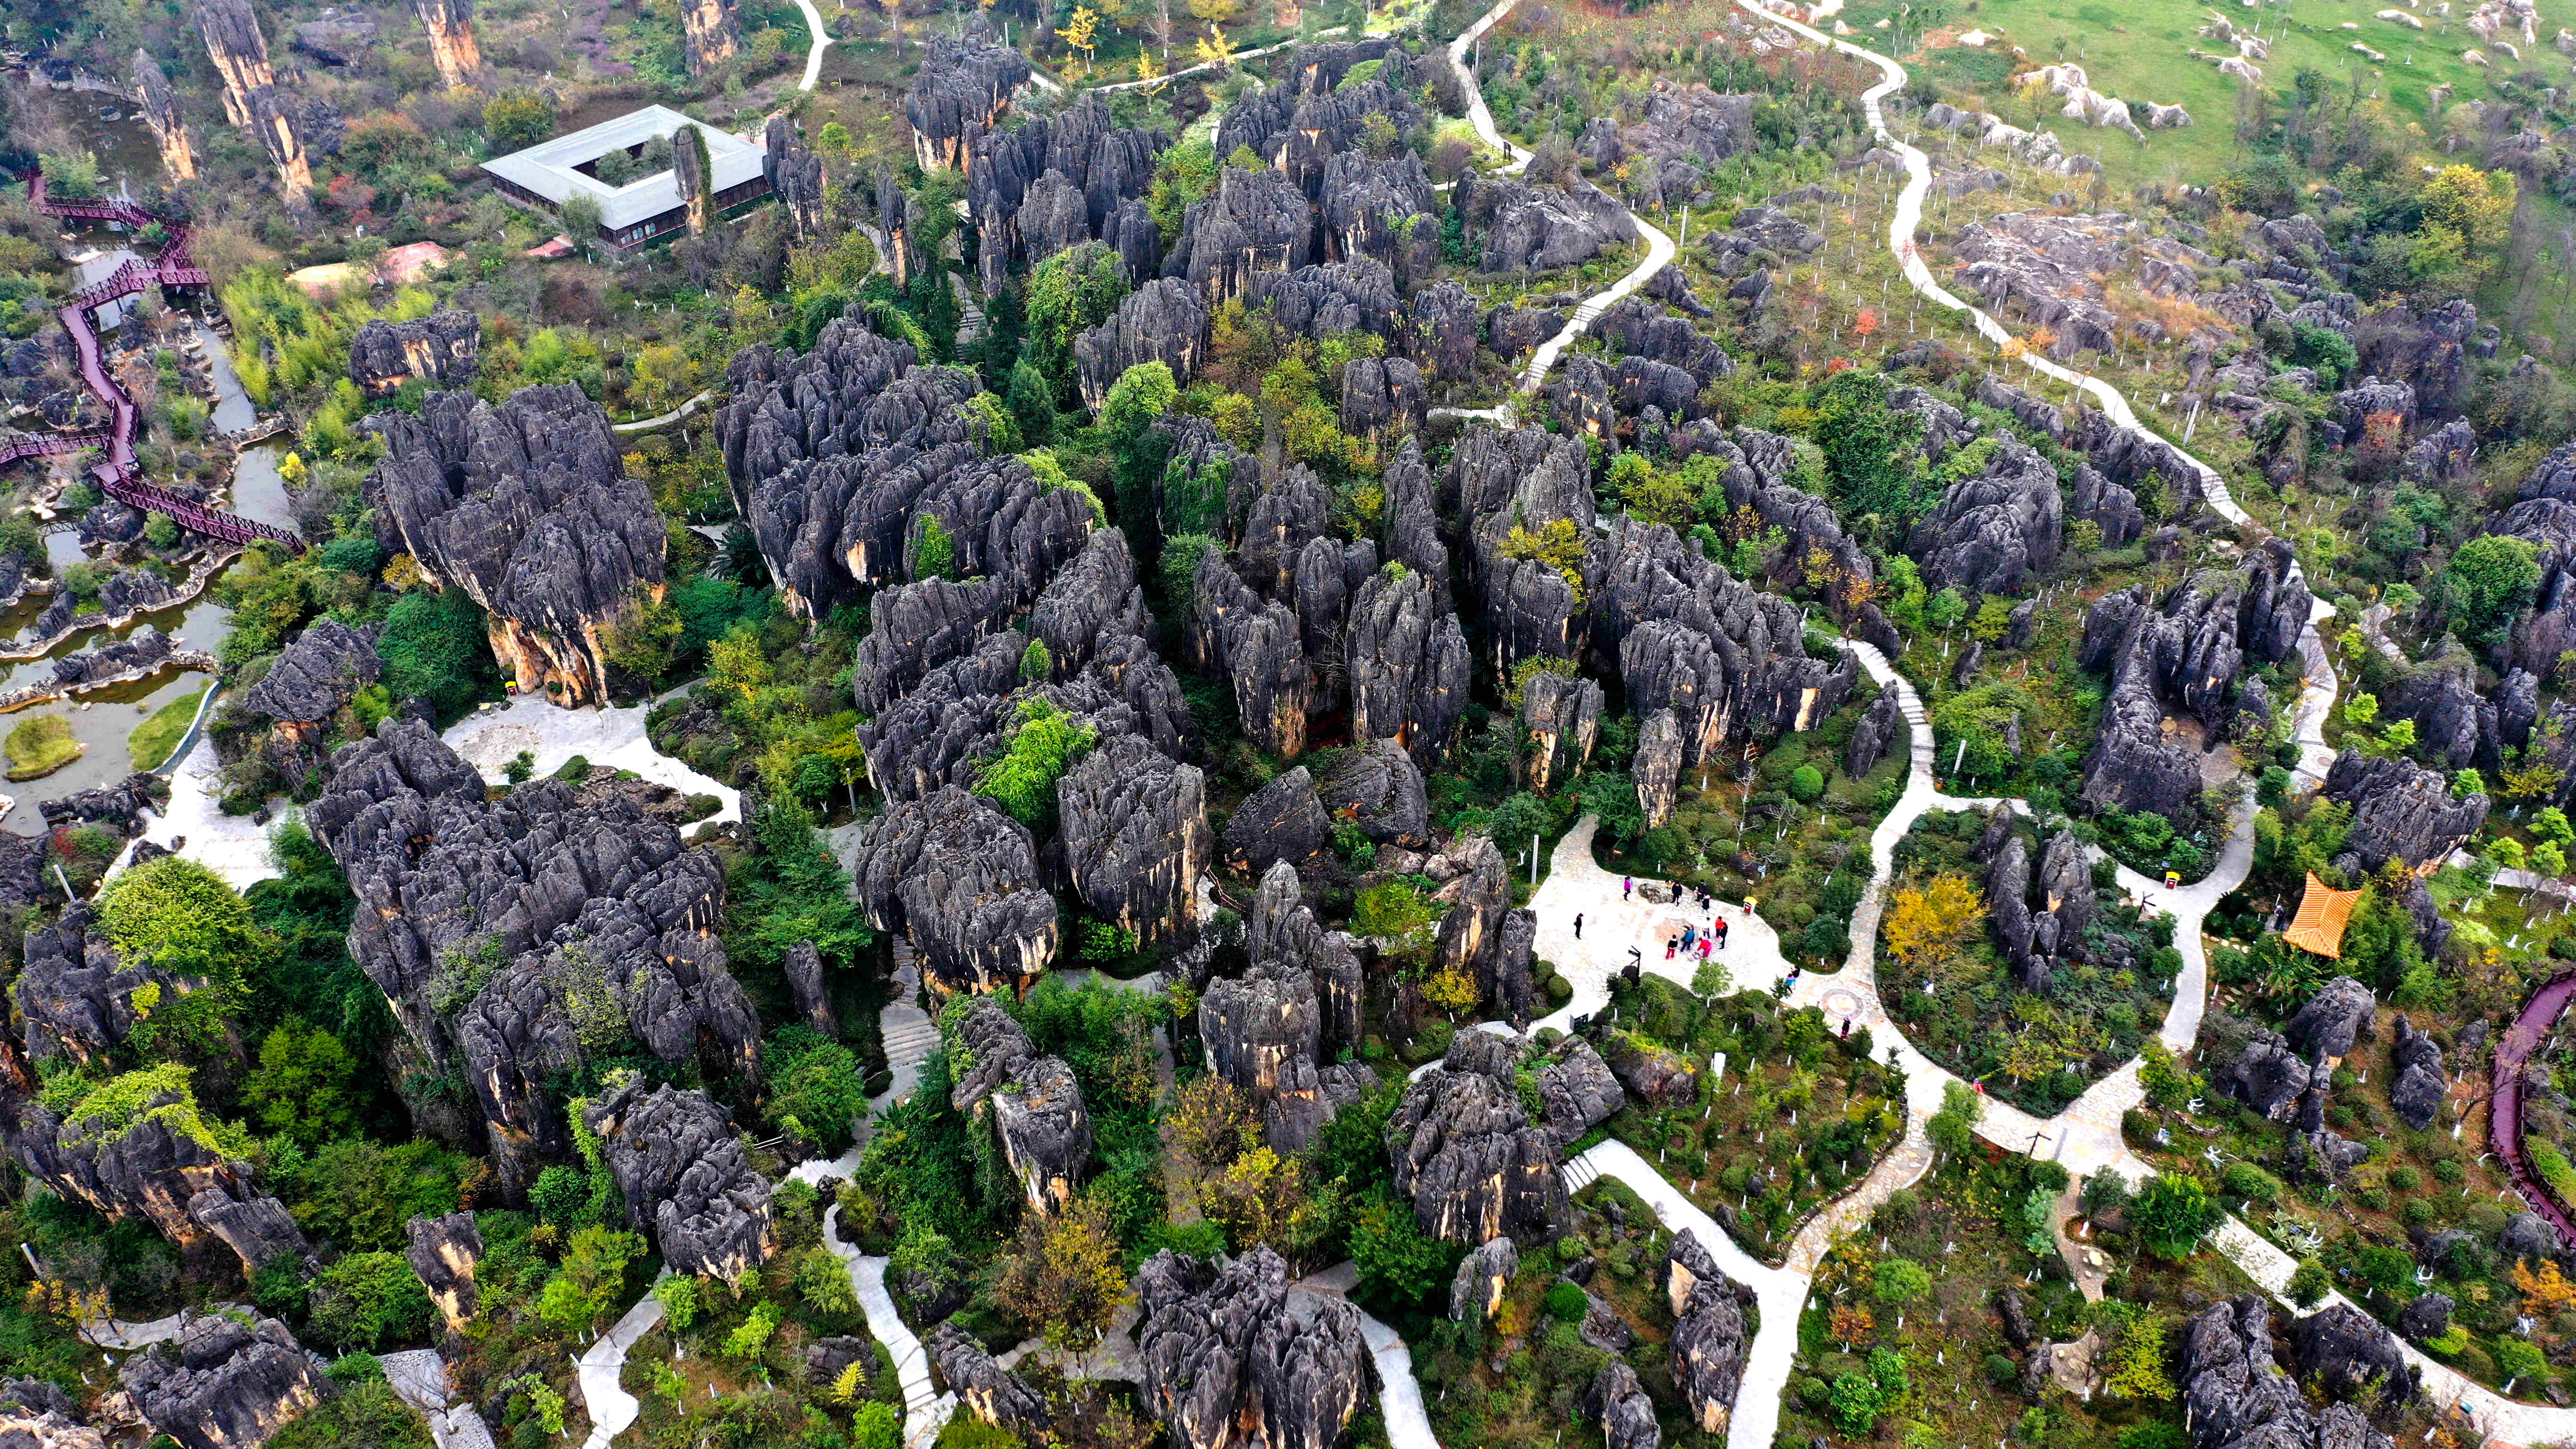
[480,104,770,253]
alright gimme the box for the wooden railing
[8,166,303,553]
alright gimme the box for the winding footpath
[1436,0,1675,419]
[1425,2,2576,1444]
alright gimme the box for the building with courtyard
[481,104,771,253]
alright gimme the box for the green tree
[558,193,603,250]
[2286,1258,2331,1308]
[1927,1079,1984,1156]
[652,1274,700,1334]
[915,514,959,581]
[1873,1258,1932,1309]
[98,856,270,1057]
[538,1226,645,1333]
[1812,369,1927,523]
[2447,535,2542,642]
[1349,1189,1465,1310]
[482,90,556,151]
[1101,362,1178,530]
[1006,358,1057,446]
[765,1026,871,1153]
[975,700,1099,827]
[377,588,498,723]
[243,1021,361,1147]
[307,1252,434,1352]
[2128,1173,2220,1261]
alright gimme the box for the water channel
[0,163,301,831]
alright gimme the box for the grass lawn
[4,715,81,781]
[1834,0,2576,197]
[128,687,205,773]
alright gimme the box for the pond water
[0,231,263,830]
[53,86,165,199]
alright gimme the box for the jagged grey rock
[1135,1245,1371,1449]
[1317,738,1429,846]
[1387,1038,1569,1243]
[585,1082,775,1280]
[119,1312,318,1449]
[2321,751,2487,874]
[1224,767,1330,875]
[364,384,663,706]
[306,721,755,1199]
[929,1323,1050,1438]
[347,310,478,396]
[406,1211,483,1331]
[1202,862,1368,1153]
[852,786,1057,997]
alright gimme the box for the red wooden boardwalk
[4,169,303,553]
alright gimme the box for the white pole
[1531,833,1539,886]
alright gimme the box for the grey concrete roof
[479,104,765,230]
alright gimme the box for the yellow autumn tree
[1883,872,1983,979]
[1062,5,1101,70]
[2422,164,2516,263]
[2514,1258,2576,1318]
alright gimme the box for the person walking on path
[1623,877,1633,901]
[1715,917,1730,949]
[1682,925,1696,952]
[1666,936,1678,959]
[1573,912,1584,939]
[1697,937,1711,961]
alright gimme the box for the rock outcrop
[364,384,663,706]
[1387,1031,1568,1243]
[1193,548,1310,759]
[1634,708,1683,829]
[193,0,312,193]
[1588,1363,1660,1449]
[948,999,1092,1215]
[1076,278,1209,411]
[1984,828,2097,996]
[1223,767,1329,875]
[132,51,196,181]
[16,903,182,1067]
[1165,166,1315,303]
[1459,175,1640,272]
[1518,669,1602,790]
[1536,1038,1624,1145]
[308,720,757,1197]
[1847,682,1904,776]
[2214,1030,2314,1121]
[1450,1235,1519,1321]
[1908,434,2063,597]
[348,310,479,397]
[2320,752,2487,874]
[763,113,827,240]
[2390,1016,2447,1130]
[1670,1248,1752,1433]
[406,1211,483,1331]
[1200,862,1371,1152]
[1135,1246,1371,1449]
[907,34,1031,170]
[411,0,482,86]
[2179,1296,2394,1449]
[2285,1303,2415,1402]
[2285,976,2376,1062]
[585,1083,775,1280]
[677,0,739,75]
[853,786,1057,996]
[0,1074,315,1280]
[928,1323,1049,1439]
[0,1379,104,1449]
[120,1313,318,1449]
[2078,540,2311,826]
[1317,738,1429,846]
[1346,563,1470,764]
[1057,733,1208,945]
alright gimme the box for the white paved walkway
[1292,1262,1441,1449]
[572,1280,663,1449]
[443,693,741,827]
[822,1204,957,1449]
